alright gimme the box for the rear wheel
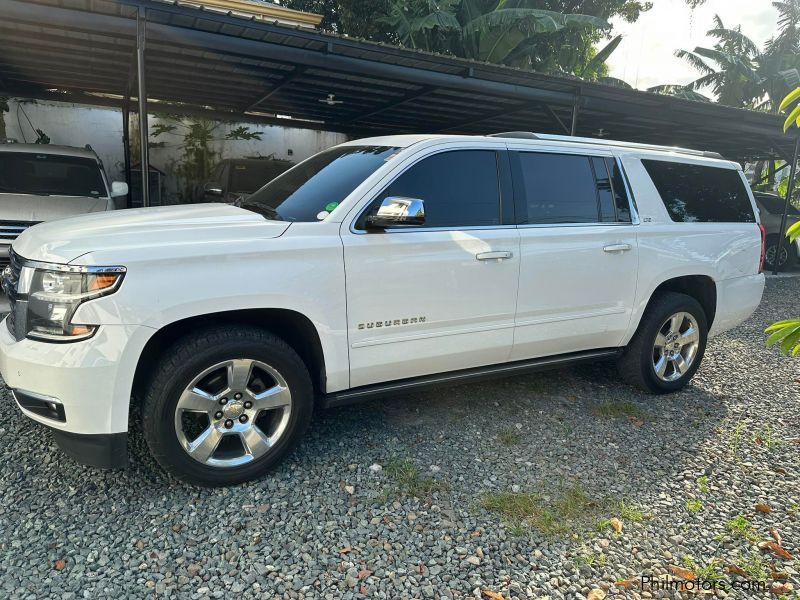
[764,235,798,272]
[142,326,313,486]
[617,292,708,394]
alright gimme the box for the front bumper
[0,318,153,467]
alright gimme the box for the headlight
[25,265,125,342]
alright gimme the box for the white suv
[0,133,765,486]
[0,143,127,269]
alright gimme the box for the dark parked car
[202,157,294,203]
[753,191,800,271]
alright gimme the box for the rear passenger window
[642,160,755,223]
[367,150,501,228]
[514,152,632,225]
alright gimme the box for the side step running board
[322,348,620,409]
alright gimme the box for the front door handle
[476,251,513,261]
[603,243,632,253]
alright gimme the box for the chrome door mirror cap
[366,197,425,229]
[203,182,224,196]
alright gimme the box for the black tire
[617,292,708,394]
[142,326,313,486]
[764,234,798,272]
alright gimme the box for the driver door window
[357,150,502,229]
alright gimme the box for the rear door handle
[602,243,632,253]
[476,251,513,261]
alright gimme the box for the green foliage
[766,318,800,356]
[382,458,448,499]
[766,89,800,358]
[674,9,800,110]
[227,126,264,141]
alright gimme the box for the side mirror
[366,197,425,230]
[204,182,223,197]
[110,181,129,197]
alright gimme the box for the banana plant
[765,88,800,356]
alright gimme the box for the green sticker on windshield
[324,202,339,212]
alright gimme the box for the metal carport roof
[0,0,795,165]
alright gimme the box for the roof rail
[489,132,725,160]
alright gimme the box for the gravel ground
[0,278,798,600]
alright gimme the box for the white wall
[2,98,347,201]
[4,99,129,180]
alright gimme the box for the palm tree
[674,15,764,108]
[673,13,800,110]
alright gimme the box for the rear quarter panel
[620,155,763,343]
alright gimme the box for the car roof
[0,143,99,159]
[340,133,735,167]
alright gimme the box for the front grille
[2,249,22,338]
[0,220,34,243]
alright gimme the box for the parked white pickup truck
[0,133,765,486]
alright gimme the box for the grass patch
[683,556,725,584]
[725,515,759,542]
[497,427,521,447]
[617,500,647,523]
[575,552,607,568]
[592,400,645,419]
[752,423,781,449]
[728,416,746,455]
[381,458,448,500]
[696,475,709,494]
[734,552,769,582]
[686,499,702,513]
[480,484,631,537]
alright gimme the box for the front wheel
[142,326,313,486]
[617,292,708,394]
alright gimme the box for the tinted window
[242,145,399,222]
[360,150,501,228]
[592,157,616,222]
[0,152,106,197]
[642,160,755,223]
[756,194,800,216]
[609,159,633,222]
[516,153,600,224]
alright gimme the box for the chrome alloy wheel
[174,359,292,468]
[652,312,700,382]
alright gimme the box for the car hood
[12,203,290,264]
[0,193,109,222]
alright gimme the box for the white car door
[508,148,639,360]
[341,146,521,388]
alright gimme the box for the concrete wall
[2,98,347,202]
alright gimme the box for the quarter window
[642,159,755,223]
[360,150,502,229]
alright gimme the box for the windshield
[0,152,107,197]
[240,145,400,222]
[757,194,800,216]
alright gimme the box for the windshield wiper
[237,200,285,222]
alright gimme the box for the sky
[606,0,780,91]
